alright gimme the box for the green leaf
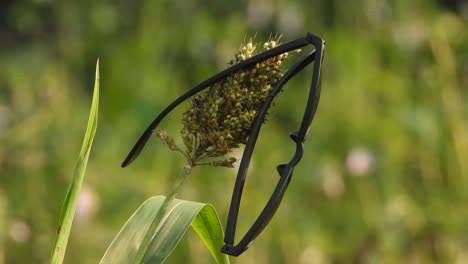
[191,206,229,264]
[50,59,99,264]
[100,196,230,264]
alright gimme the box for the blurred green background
[1,0,467,263]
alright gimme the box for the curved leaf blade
[100,196,229,264]
[191,205,229,264]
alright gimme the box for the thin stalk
[133,164,192,264]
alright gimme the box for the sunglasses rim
[120,31,325,257]
[221,32,325,256]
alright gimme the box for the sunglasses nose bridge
[278,130,306,177]
[276,164,288,175]
[289,131,299,142]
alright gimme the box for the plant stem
[133,164,192,264]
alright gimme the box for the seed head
[180,36,291,166]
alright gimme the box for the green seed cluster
[179,37,290,165]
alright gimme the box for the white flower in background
[247,0,274,29]
[277,4,304,36]
[345,147,375,177]
[456,249,468,264]
[0,105,12,133]
[76,185,98,223]
[321,164,345,199]
[9,220,31,242]
[384,194,424,231]
[300,245,329,264]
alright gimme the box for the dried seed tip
[206,157,237,168]
[154,129,182,152]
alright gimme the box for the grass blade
[50,60,100,264]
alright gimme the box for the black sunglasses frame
[121,32,325,257]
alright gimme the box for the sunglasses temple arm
[121,36,312,167]
[223,44,322,255]
[296,35,325,141]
